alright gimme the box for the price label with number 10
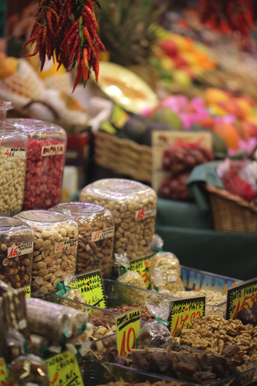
[116,308,141,356]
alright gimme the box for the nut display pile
[23,138,66,209]
[0,147,26,215]
[77,214,114,278]
[80,180,157,260]
[175,315,257,362]
[124,345,250,385]
[15,212,79,293]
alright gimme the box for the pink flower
[228,137,257,156]
[214,114,236,125]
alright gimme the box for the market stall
[1,0,257,385]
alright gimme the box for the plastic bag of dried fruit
[115,253,148,306]
[149,252,185,293]
[8,354,50,386]
[136,301,172,349]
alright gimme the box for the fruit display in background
[150,107,182,130]
[162,144,214,174]
[158,172,191,201]
[217,159,257,202]
[158,143,214,201]
[151,26,217,92]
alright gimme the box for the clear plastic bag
[8,354,50,386]
[149,252,184,293]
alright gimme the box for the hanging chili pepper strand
[23,0,105,92]
[198,0,255,39]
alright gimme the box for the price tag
[7,242,33,258]
[23,285,31,298]
[41,144,65,156]
[4,148,26,159]
[46,351,83,386]
[0,357,8,384]
[135,208,157,221]
[226,277,257,320]
[91,226,114,242]
[54,239,78,253]
[66,269,106,309]
[128,256,150,289]
[168,297,206,337]
[116,308,141,356]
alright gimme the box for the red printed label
[54,239,78,253]
[135,207,156,221]
[91,227,115,242]
[4,148,26,159]
[41,145,65,156]
[7,242,33,258]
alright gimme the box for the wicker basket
[94,131,152,183]
[205,184,257,233]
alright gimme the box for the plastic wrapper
[149,252,184,293]
[136,321,172,349]
[9,354,49,386]
[7,118,67,210]
[52,202,114,278]
[2,289,30,362]
[27,297,88,342]
[30,334,49,357]
[0,279,14,295]
[80,179,157,260]
[61,274,86,304]
[0,217,33,290]
[118,271,148,306]
[0,104,27,216]
[136,301,172,349]
[26,298,73,344]
[15,210,78,293]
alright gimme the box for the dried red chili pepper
[83,5,98,30]
[47,11,56,36]
[81,58,88,83]
[83,26,94,50]
[49,8,60,26]
[72,60,82,93]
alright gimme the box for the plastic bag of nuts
[149,252,185,293]
[0,217,33,290]
[51,202,114,278]
[79,179,157,260]
[15,210,78,293]
[0,103,28,216]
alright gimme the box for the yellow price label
[226,278,257,320]
[128,257,150,289]
[0,357,8,385]
[168,297,206,337]
[67,270,106,309]
[23,285,31,298]
[116,308,141,356]
[46,351,83,386]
